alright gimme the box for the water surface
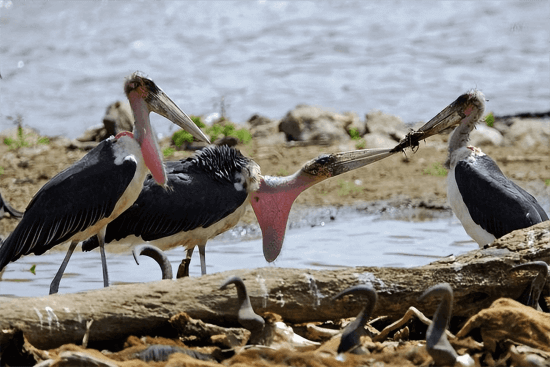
[0,211,479,297]
[1,1,548,139]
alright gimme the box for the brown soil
[1,131,549,238]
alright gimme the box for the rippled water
[0,211,479,297]
[1,1,549,139]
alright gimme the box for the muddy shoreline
[1,126,549,240]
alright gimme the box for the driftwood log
[0,221,548,350]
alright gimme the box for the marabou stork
[0,72,210,294]
[82,145,395,277]
[394,90,548,246]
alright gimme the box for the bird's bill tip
[149,90,211,144]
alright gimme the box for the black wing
[455,155,549,239]
[102,159,249,244]
[0,138,136,269]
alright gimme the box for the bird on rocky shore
[331,284,378,354]
[394,90,548,246]
[0,72,210,294]
[0,190,23,219]
[418,283,474,367]
[82,145,395,277]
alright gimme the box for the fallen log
[0,221,548,350]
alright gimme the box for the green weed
[355,139,366,149]
[29,264,36,275]
[3,122,50,150]
[485,112,495,127]
[172,116,253,146]
[423,162,448,176]
[545,179,550,186]
[162,147,176,158]
[349,127,361,140]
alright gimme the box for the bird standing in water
[0,72,210,294]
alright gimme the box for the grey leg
[50,241,78,295]
[199,244,207,275]
[97,230,109,288]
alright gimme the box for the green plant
[337,179,362,197]
[0,166,4,175]
[171,116,253,146]
[207,121,252,144]
[191,116,206,128]
[349,127,361,140]
[3,125,31,150]
[355,139,366,149]
[545,179,550,186]
[485,112,495,127]
[207,124,224,142]
[172,130,194,147]
[162,147,176,158]
[235,128,252,144]
[3,122,50,149]
[29,264,36,275]
[423,162,448,176]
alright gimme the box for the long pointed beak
[146,88,211,144]
[321,148,395,176]
[251,147,396,263]
[391,90,486,153]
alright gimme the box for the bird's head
[251,147,394,263]
[123,72,210,187]
[391,90,487,153]
[301,148,394,179]
[124,72,210,144]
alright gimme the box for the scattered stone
[77,101,133,142]
[505,118,550,148]
[469,124,504,146]
[363,133,397,149]
[279,105,353,143]
[365,110,407,142]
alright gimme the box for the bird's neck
[445,121,476,169]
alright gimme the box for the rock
[363,133,397,149]
[102,101,133,136]
[365,110,407,142]
[344,111,366,136]
[247,114,286,145]
[77,101,134,142]
[279,105,352,143]
[76,125,104,142]
[214,136,239,147]
[505,118,550,148]
[248,114,275,128]
[469,124,504,146]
